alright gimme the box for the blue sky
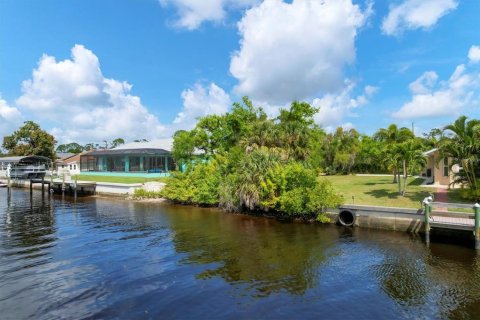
[0,0,479,144]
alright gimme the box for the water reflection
[2,189,480,319]
[1,190,56,259]
[165,205,336,296]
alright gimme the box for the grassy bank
[72,175,168,184]
[322,175,464,209]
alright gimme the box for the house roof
[81,139,173,157]
[85,148,171,156]
[56,150,93,164]
[423,148,438,156]
[57,152,75,160]
[112,139,173,151]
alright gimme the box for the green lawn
[72,175,168,184]
[322,175,438,209]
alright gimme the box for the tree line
[2,99,479,205]
[163,98,480,210]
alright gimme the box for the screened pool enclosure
[80,148,175,174]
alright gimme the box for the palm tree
[438,116,480,194]
[236,147,281,210]
[398,140,427,196]
[374,124,414,183]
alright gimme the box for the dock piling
[474,203,480,250]
[74,177,78,200]
[423,196,433,245]
[62,174,65,196]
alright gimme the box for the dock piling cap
[423,196,433,204]
[474,203,480,208]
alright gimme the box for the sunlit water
[1,189,480,319]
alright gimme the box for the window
[443,158,449,177]
[74,165,76,170]
[70,164,72,170]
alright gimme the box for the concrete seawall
[328,204,426,233]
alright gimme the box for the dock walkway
[424,199,480,248]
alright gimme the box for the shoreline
[2,180,476,249]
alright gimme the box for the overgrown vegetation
[162,98,344,221]
[163,97,480,210]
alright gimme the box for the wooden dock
[50,179,96,196]
[423,198,480,248]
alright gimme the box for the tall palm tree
[438,116,480,193]
[398,140,427,196]
[374,124,414,183]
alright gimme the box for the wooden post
[74,176,78,200]
[7,175,11,197]
[62,173,65,196]
[474,203,480,250]
[41,176,45,194]
[30,179,33,197]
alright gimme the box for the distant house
[422,148,455,186]
[79,140,175,176]
[56,153,84,176]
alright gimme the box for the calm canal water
[1,189,480,319]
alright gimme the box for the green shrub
[133,188,163,199]
[161,160,221,206]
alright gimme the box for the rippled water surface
[2,189,480,319]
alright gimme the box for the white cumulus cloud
[0,96,22,140]
[468,45,480,64]
[312,82,378,131]
[159,0,258,30]
[173,82,231,130]
[408,71,438,94]
[230,0,372,105]
[16,45,167,144]
[382,0,458,36]
[392,64,480,120]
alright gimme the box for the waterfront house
[79,140,175,176]
[55,152,75,175]
[56,152,87,176]
[422,148,455,186]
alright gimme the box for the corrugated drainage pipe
[338,210,356,227]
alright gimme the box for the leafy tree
[110,138,125,149]
[83,143,95,151]
[277,101,318,161]
[353,135,385,173]
[165,98,344,219]
[320,127,361,174]
[172,130,196,170]
[56,142,84,154]
[2,121,56,160]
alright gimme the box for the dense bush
[160,98,346,219]
[161,160,221,206]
